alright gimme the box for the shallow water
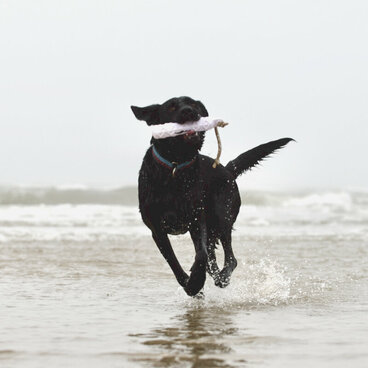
[0,189,367,367]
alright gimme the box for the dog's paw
[214,270,231,288]
[214,277,230,288]
[184,274,206,296]
[184,281,205,297]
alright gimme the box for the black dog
[131,96,293,296]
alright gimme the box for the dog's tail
[225,138,294,179]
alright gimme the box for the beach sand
[0,188,367,367]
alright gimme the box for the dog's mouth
[183,130,199,142]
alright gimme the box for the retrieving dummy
[151,117,228,168]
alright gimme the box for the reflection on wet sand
[132,307,246,368]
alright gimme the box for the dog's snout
[181,107,193,115]
[179,107,199,123]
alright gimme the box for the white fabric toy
[151,117,227,139]
[151,117,229,168]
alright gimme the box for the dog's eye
[191,103,196,108]
[169,106,176,112]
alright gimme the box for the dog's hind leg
[215,232,238,288]
[206,232,221,281]
[152,231,189,288]
[187,214,208,296]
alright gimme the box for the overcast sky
[0,0,367,190]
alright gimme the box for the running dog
[131,96,293,296]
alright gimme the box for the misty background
[0,0,367,191]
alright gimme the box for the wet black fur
[131,96,293,296]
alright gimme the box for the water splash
[174,254,337,309]
[177,258,292,308]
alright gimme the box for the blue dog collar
[151,145,196,176]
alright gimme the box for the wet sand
[1,190,367,367]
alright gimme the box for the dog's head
[131,96,208,156]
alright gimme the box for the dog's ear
[196,100,209,117]
[130,104,160,125]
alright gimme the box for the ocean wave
[0,204,140,225]
[283,191,352,211]
[0,205,366,244]
[0,188,367,244]
[0,186,138,205]
[0,186,366,209]
[0,227,150,244]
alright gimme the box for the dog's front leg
[187,213,208,296]
[151,231,189,288]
